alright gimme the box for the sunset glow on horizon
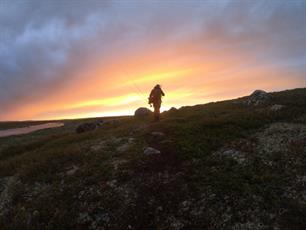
[0,0,305,121]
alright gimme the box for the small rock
[181,200,191,207]
[128,137,135,143]
[169,216,185,230]
[144,147,161,155]
[66,165,79,176]
[106,180,117,188]
[270,104,285,111]
[112,159,128,170]
[91,141,106,152]
[116,143,131,153]
[151,131,165,137]
[161,140,172,145]
[181,200,192,211]
[33,210,40,217]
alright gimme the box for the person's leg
[156,106,160,121]
[153,103,161,121]
[153,105,158,121]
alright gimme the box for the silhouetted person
[148,84,165,121]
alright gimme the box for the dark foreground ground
[0,88,306,230]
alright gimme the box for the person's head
[155,84,161,89]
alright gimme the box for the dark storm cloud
[0,0,112,110]
[0,0,305,119]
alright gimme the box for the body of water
[0,122,64,138]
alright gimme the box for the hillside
[0,88,306,230]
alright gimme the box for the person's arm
[161,89,165,96]
[148,90,153,104]
[149,90,154,99]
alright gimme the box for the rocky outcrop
[76,120,103,133]
[246,90,270,106]
[134,107,152,117]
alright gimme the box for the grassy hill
[0,88,306,230]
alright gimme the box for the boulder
[169,107,178,112]
[134,107,152,117]
[246,90,270,106]
[76,120,103,133]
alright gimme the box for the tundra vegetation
[0,88,305,230]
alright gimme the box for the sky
[0,0,305,121]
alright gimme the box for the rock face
[134,107,152,117]
[76,121,103,134]
[246,90,270,106]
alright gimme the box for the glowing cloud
[0,0,305,120]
